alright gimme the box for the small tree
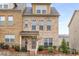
[60,38,68,54]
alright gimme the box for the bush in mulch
[2,44,9,49]
[0,43,9,49]
[38,45,44,51]
[0,43,4,49]
[14,45,20,52]
[48,47,53,53]
[21,47,27,52]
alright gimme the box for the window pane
[32,39,36,49]
[8,16,13,21]
[49,38,52,46]
[5,35,15,43]
[44,38,48,47]
[32,20,36,25]
[5,38,9,42]
[42,10,46,14]
[39,25,43,30]
[32,25,36,31]
[0,16,5,25]
[4,4,8,8]
[37,10,41,13]
[25,24,28,28]
[0,5,2,8]
[47,25,51,31]
[8,16,14,25]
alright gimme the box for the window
[36,5,47,14]
[5,35,15,43]
[32,25,36,31]
[32,39,36,49]
[0,5,2,8]
[37,10,41,14]
[0,16,5,26]
[47,25,51,31]
[39,25,43,30]
[32,20,36,31]
[47,20,52,31]
[25,24,28,28]
[8,16,14,25]
[42,10,46,14]
[44,38,52,47]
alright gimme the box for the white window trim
[5,35,15,43]
[44,38,53,46]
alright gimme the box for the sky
[53,3,79,35]
[27,3,79,35]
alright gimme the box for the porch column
[20,35,22,50]
[35,36,39,55]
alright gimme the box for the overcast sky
[27,3,79,35]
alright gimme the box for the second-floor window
[32,25,36,31]
[39,20,44,30]
[32,20,36,31]
[47,25,51,31]
[39,25,43,30]
[42,10,46,14]
[0,16,5,26]
[37,10,41,14]
[8,16,14,25]
[47,20,52,31]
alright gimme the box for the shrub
[0,43,4,49]
[48,47,53,53]
[3,44,9,49]
[14,45,20,52]
[60,39,69,54]
[38,45,44,51]
[21,47,27,52]
[12,45,15,49]
[53,46,57,50]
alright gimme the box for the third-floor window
[7,16,14,25]
[0,16,5,26]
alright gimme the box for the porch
[20,31,39,54]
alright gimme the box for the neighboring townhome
[68,10,79,51]
[0,3,59,53]
[0,3,23,46]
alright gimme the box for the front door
[22,37,27,48]
[25,39,27,48]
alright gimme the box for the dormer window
[36,5,47,14]
[0,4,8,9]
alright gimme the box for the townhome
[0,3,59,53]
[68,10,79,51]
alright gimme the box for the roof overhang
[20,31,39,36]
